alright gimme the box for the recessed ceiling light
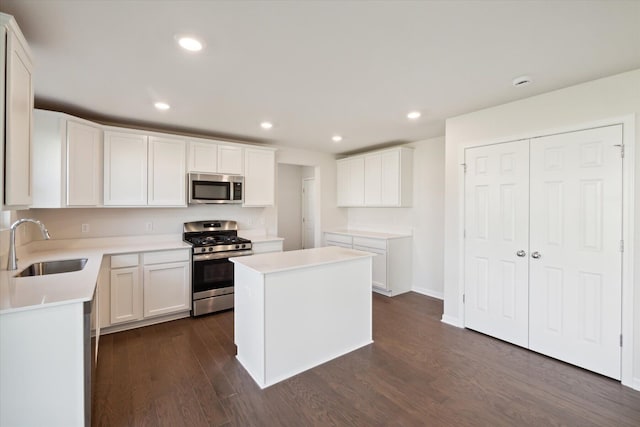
[177,36,203,52]
[154,102,170,110]
[407,111,421,120]
[332,135,343,143]
[512,75,532,87]
[260,121,273,129]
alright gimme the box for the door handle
[516,250,526,257]
[531,251,542,259]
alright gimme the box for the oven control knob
[235,244,240,249]
[241,244,246,249]
[208,247,213,252]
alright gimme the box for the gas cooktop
[183,220,252,255]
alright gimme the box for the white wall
[443,69,640,388]
[346,137,445,299]
[277,164,303,251]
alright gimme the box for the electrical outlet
[145,222,153,232]
[81,224,90,233]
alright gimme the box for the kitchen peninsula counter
[0,234,190,426]
[0,234,190,314]
[231,246,374,388]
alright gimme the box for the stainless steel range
[183,220,252,316]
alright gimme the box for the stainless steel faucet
[7,219,51,271]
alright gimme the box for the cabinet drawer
[111,254,139,268]
[143,249,190,265]
[252,240,283,254]
[352,237,387,250]
[325,233,352,245]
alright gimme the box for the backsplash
[18,204,275,241]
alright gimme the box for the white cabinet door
[103,131,148,206]
[148,136,186,206]
[143,262,190,318]
[67,121,102,206]
[188,141,217,173]
[243,148,275,206]
[349,157,365,206]
[4,27,33,207]
[528,125,622,379]
[217,145,243,174]
[336,160,349,206]
[354,244,387,290]
[337,157,364,207]
[110,266,143,324]
[464,140,530,348]
[381,150,400,206]
[364,154,382,206]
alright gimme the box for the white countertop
[230,246,374,274]
[325,229,412,239]
[0,235,190,315]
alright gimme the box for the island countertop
[229,245,373,274]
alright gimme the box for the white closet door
[529,125,622,379]
[464,140,530,347]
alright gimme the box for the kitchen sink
[15,258,88,277]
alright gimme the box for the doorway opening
[277,164,317,251]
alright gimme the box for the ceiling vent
[512,76,532,87]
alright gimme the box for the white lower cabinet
[324,231,412,296]
[105,249,190,330]
[143,261,190,318]
[109,253,142,325]
[110,265,142,324]
[354,244,387,290]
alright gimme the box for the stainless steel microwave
[188,173,243,204]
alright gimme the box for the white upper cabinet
[243,147,276,207]
[217,145,243,175]
[148,136,186,206]
[364,154,382,206]
[2,14,33,208]
[32,110,102,208]
[105,130,187,207]
[103,131,148,206]
[67,121,102,206]
[187,141,217,173]
[337,147,412,207]
[336,156,365,207]
[187,140,244,176]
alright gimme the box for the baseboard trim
[631,377,640,391]
[412,286,443,300]
[100,311,191,335]
[441,314,463,328]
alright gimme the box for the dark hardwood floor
[93,292,640,427]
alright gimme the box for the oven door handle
[193,250,253,261]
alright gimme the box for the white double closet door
[464,125,623,379]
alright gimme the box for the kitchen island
[231,246,374,389]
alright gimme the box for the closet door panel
[464,140,530,347]
[528,125,623,380]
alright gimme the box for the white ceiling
[2,1,639,154]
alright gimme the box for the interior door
[302,178,316,249]
[464,140,530,347]
[528,125,622,379]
